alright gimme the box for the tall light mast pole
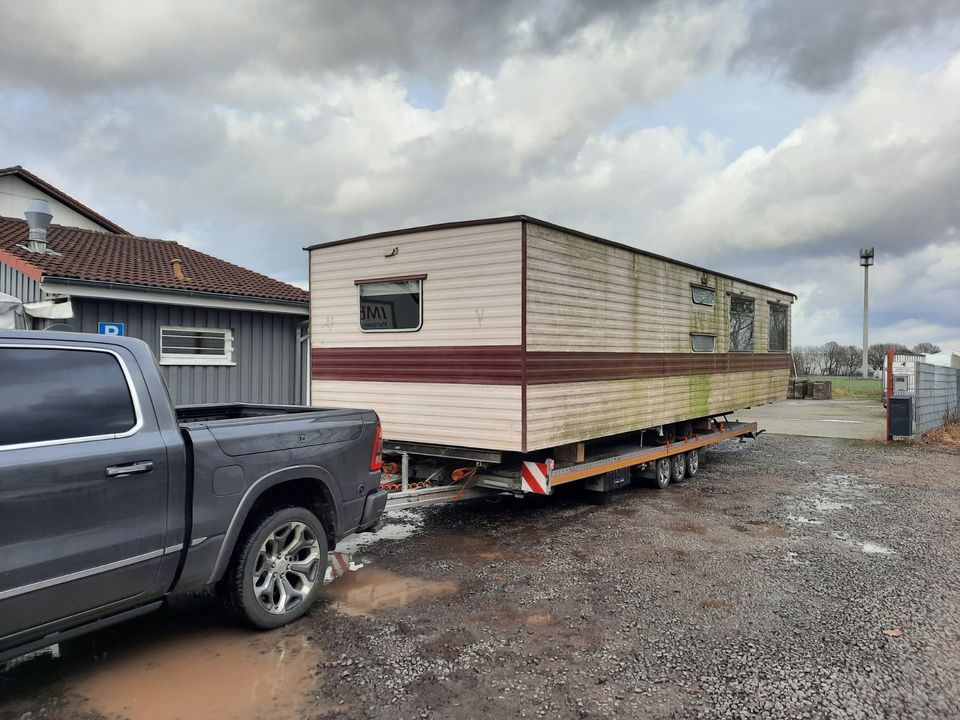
[860,247,874,378]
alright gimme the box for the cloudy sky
[2,0,959,350]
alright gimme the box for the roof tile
[0,217,307,304]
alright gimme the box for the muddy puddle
[319,567,458,616]
[0,596,320,720]
[73,628,318,720]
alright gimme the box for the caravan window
[357,277,424,332]
[691,286,715,306]
[769,303,789,352]
[691,334,716,352]
[729,297,755,352]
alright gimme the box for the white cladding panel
[524,222,793,449]
[525,223,793,353]
[309,222,522,348]
[526,371,789,449]
[312,380,522,451]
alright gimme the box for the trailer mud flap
[520,461,552,495]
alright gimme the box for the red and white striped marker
[520,461,551,495]
[327,551,353,581]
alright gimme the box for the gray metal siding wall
[0,262,42,303]
[70,298,304,406]
[914,362,960,434]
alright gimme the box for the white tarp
[23,298,74,319]
[0,292,24,329]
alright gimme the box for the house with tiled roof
[0,165,130,234]
[0,167,310,405]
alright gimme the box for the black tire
[685,449,699,478]
[670,454,686,483]
[219,506,328,630]
[653,458,671,489]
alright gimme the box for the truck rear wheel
[685,449,699,478]
[220,506,328,630]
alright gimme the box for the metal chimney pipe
[25,199,53,253]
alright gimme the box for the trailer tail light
[370,423,383,471]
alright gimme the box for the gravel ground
[2,434,959,719]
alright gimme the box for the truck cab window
[0,347,138,448]
[358,279,422,332]
[729,297,755,352]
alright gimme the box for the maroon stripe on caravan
[311,346,524,385]
[311,347,791,385]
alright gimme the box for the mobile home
[308,216,794,460]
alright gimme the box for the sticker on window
[359,279,422,332]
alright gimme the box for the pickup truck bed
[0,330,387,662]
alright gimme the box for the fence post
[886,347,894,442]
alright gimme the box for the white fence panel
[913,362,960,435]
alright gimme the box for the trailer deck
[382,420,760,510]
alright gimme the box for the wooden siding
[524,221,793,449]
[525,223,793,353]
[69,298,303,406]
[309,221,522,348]
[527,370,789,448]
[312,380,522,451]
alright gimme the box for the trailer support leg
[401,452,410,492]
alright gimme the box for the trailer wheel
[654,458,671,489]
[219,506,328,630]
[685,449,699,478]
[670,454,686,483]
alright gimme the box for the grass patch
[796,375,881,399]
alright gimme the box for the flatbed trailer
[382,418,760,510]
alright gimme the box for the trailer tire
[685,449,699,478]
[670,454,686,483]
[654,458,671,489]
[219,506,328,630]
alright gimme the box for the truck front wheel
[220,506,329,630]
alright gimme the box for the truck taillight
[370,423,383,471]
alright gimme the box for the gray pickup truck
[0,330,387,662]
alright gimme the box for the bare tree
[913,342,942,354]
[846,345,863,375]
[822,341,845,376]
[868,343,910,370]
[791,346,816,376]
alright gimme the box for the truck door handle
[105,461,154,477]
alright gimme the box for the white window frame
[356,277,424,333]
[159,326,235,366]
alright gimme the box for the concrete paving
[733,399,886,440]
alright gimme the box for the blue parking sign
[98,322,125,336]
